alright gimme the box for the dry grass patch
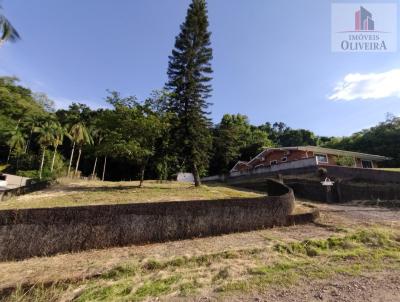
[2,227,400,302]
[0,179,263,210]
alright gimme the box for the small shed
[176,173,194,183]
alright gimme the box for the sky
[1,0,400,137]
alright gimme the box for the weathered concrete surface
[0,180,297,261]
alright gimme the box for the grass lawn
[378,168,400,172]
[0,178,264,210]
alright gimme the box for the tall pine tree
[166,0,213,186]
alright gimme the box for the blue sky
[1,0,400,136]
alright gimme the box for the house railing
[230,157,318,178]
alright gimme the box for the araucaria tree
[166,0,213,186]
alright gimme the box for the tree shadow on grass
[59,185,173,193]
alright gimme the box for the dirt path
[219,271,400,302]
[311,201,400,228]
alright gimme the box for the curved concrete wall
[0,180,294,261]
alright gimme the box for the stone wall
[322,165,400,184]
[285,179,400,203]
[0,181,51,201]
[0,180,296,261]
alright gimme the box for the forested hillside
[324,115,400,168]
[0,77,398,180]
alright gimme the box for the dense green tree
[210,114,250,174]
[144,90,175,182]
[324,115,400,167]
[104,92,163,187]
[67,122,92,177]
[166,0,213,186]
[50,122,65,172]
[35,122,55,179]
[278,129,318,147]
[239,127,272,161]
[6,128,26,163]
[209,114,273,175]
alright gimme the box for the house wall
[252,150,309,168]
[233,149,381,173]
[235,163,249,172]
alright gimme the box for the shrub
[317,167,327,178]
[336,155,355,167]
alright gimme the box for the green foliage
[274,228,399,257]
[16,150,65,180]
[102,91,163,184]
[324,115,400,167]
[336,155,355,167]
[166,0,213,185]
[0,6,20,45]
[317,167,327,178]
[6,128,26,156]
[134,276,181,299]
[67,122,92,147]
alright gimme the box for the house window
[270,160,278,166]
[281,157,288,162]
[361,160,373,169]
[315,154,328,164]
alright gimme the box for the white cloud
[329,69,400,101]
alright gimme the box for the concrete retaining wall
[285,179,400,203]
[203,160,400,185]
[0,181,51,201]
[2,174,31,188]
[229,158,317,178]
[322,165,400,184]
[0,180,296,261]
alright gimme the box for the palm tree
[50,122,65,172]
[67,122,92,178]
[89,127,105,180]
[35,122,55,179]
[6,128,26,163]
[0,6,20,47]
[22,116,39,153]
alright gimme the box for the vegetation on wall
[335,155,355,167]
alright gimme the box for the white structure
[177,172,195,183]
[0,174,30,189]
[0,177,7,188]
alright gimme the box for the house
[230,146,390,173]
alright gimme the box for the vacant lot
[0,181,399,302]
[0,179,263,210]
